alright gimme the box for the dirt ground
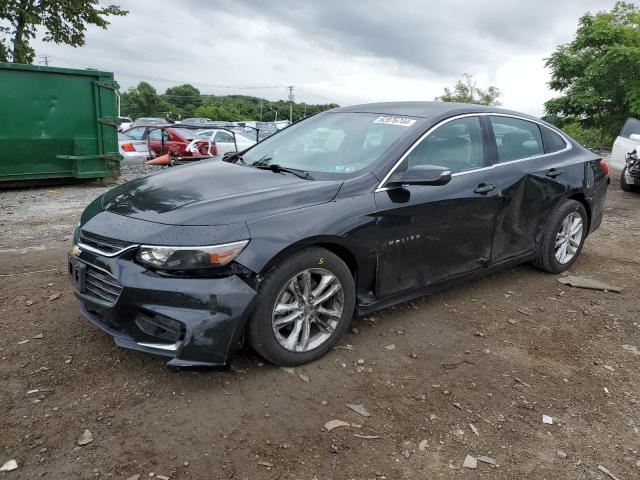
[1,165,639,480]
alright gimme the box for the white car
[117,116,132,132]
[197,129,257,156]
[611,118,640,170]
[118,133,150,167]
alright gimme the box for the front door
[374,115,500,298]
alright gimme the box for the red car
[122,126,217,158]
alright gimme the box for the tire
[532,200,587,274]
[247,247,356,366]
[620,166,639,193]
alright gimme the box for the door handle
[474,183,496,194]
[546,168,564,178]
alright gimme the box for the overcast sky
[31,0,614,116]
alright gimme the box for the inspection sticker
[374,116,416,127]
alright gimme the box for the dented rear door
[486,115,569,264]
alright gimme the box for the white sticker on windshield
[374,116,416,127]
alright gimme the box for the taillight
[121,143,136,152]
[600,159,609,176]
[210,141,218,156]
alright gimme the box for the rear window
[123,127,145,140]
[620,118,640,138]
[541,127,567,154]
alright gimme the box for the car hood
[101,160,343,226]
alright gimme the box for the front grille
[80,230,132,255]
[85,266,123,304]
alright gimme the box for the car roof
[332,101,538,120]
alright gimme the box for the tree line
[119,82,339,123]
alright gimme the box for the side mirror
[386,165,452,187]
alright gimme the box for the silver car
[118,133,150,167]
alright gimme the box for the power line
[45,54,287,90]
[42,54,344,106]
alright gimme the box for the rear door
[147,128,175,156]
[612,118,640,170]
[213,130,237,155]
[486,115,569,263]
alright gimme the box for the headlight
[136,240,249,271]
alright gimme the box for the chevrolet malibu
[69,102,609,368]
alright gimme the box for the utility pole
[287,85,295,122]
[259,98,263,121]
[43,54,49,66]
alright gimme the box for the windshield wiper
[253,163,312,180]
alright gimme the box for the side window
[123,127,145,140]
[490,116,543,162]
[620,118,640,138]
[214,131,234,143]
[148,129,169,141]
[405,116,484,173]
[541,127,568,154]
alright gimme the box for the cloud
[29,0,614,116]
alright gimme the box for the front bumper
[68,249,257,368]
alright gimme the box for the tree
[544,2,640,146]
[435,73,501,106]
[194,104,241,122]
[164,84,201,110]
[0,0,127,64]
[120,82,162,118]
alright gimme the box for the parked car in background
[117,133,150,166]
[122,126,215,158]
[117,116,132,132]
[180,118,213,127]
[620,145,640,192]
[612,117,640,171]
[130,117,169,128]
[70,102,609,369]
[197,129,257,156]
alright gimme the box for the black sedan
[69,102,609,368]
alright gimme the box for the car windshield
[198,130,213,139]
[241,112,418,177]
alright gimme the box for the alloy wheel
[272,268,344,352]
[555,212,583,264]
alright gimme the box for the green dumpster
[0,63,121,185]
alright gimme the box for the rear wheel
[532,200,587,273]
[247,247,355,366]
[620,166,639,193]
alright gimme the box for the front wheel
[247,247,355,366]
[532,200,587,274]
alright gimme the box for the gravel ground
[0,166,163,252]
[1,164,639,479]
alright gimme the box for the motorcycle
[621,146,640,193]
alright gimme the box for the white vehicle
[117,116,132,132]
[118,133,150,166]
[611,118,640,170]
[197,129,257,156]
